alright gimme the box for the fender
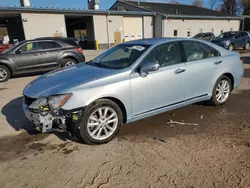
[0,57,16,74]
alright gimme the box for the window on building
[142,42,180,67]
[174,30,178,36]
[181,41,220,62]
[199,29,203,33]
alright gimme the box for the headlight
[224,40,230,45]
[29,94,72,111]
[29,97,49,111]
[48,94,72,110]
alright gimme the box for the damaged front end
[22,94,82,133]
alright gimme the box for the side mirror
[139,61,160,77]
[16,49,22,54]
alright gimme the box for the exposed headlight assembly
[29,94,72,111]
[48,94,72,110]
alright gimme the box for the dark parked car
[0,38,85,82]
[211,31,250,51]
[192,32,215,41]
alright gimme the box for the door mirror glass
[140,61,160,74]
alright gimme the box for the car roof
[125,38,183,45]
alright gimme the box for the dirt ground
[1,54,250,188]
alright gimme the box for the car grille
[24,96,36,106]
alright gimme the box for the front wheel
[0,65,11,82]
[75,99,123,144]
[210,76,232,106]
[228,44,234,51]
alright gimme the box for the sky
[0,0,212,9]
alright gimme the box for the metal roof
[111,0,242,20]
[0,6,155,16]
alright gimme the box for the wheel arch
[222,72,234,90]
[89,97,128,124]
[60,56,79,67]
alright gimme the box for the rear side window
[62,39,79,47]
[37,41,62,50]
[181,41,220,62]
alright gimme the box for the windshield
[218,32,236,39]
[2,41,25,54]
[89,44,150,69]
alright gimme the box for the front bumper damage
[22,96,81,133]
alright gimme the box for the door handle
[175,68,186,74]
[215,60,222,64]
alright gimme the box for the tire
[0,65,11,82]
[243,42,249,50]
[209,75,232,106]
[73,99,123,144]
[228,44,234,51]
[61,58,77,68]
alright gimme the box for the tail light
[77,48,83,53]
[240,57,244,63]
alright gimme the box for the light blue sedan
[23,38,244,144]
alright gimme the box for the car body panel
[23,38,244,126]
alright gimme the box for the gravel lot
[0,51,250,188]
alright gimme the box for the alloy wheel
[87,107,118,140]
[65,61,76,67]
[215,79,230,103]
[0,68,8,81]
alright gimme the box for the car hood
[23,63,122,98]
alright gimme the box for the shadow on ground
[1,97,71,140]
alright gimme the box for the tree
[209,0,221,10]
[168,0,180,4]
[219,0,250,15]
[192,0,203,7]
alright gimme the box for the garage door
[123,17,143,42]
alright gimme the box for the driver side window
[141,42,180,68]
[17,42,38,53]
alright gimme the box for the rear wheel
[0,65,10,82]
[61,58,77,68]
[73,99,123,144]
[210,76,232,106]
[228,44,234,51]
[243,42,249,50]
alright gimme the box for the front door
[8,42,48,74]
[181,40,223,99]
[130,42,186,117]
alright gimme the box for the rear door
[37,41,63,68]
[234,33,242,48]
[180,40,223,99]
